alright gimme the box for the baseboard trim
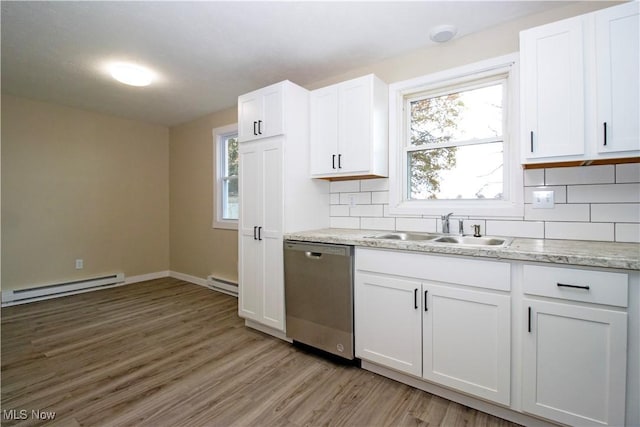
[169,271,207,287]
[245,319,292,343]
[125,271,170,285]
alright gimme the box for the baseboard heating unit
[1,273,125,307]
[206,275,238,297]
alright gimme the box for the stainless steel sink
[433,236,512,247]
[366,232,439,241]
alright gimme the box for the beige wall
[1,95,170,291]
[169,106,238,282]
[167,2,614,283]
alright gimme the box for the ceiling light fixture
[430,25,458,43]
[109,62,154,87]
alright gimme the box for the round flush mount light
[109,62,154,87]
[430,25,458,43]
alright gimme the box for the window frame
[213,124,239,230]
[388,54,523,218]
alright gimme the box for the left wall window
[213,124,239,229]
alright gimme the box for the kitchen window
[213,124,239,229]
[388,54,523,217]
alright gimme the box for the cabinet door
[338,77,371,174]
[310,86,339,176]
[422,284,510,405]
[238,93,262,143]
[238,84,284,142]
[595,2,640,155]
[355,272,422,377]
[238,142,264,321]
[521,17,585,160]
[260,139,285,331]
[522,299,627,426]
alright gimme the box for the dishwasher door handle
[304,251,323,259]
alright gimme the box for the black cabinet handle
[253,121,258,136]
[338,154,342,169]
[332,154,336,169]
[253,226,257,240]
[530,131,534,152]
[424,290,428,312]
[258,120,263,135]
[557,282,590,290]
[603,122,607,146]
[258,226,262,241]
[414,288,418,309]
[528,306,531,333]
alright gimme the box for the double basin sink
[365,232,512,247]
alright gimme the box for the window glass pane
[410,83,503,146]
[222,176,238,220]
[221,135,239,221]
[409,142,503,200]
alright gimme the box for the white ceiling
[2,1,574,126]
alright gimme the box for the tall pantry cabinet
[237,81,329,334]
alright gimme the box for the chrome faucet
[441,212,453,234]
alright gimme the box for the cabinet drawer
[356,248,510,291]
[523,265,628,307]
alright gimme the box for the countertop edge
[284,229,640,271]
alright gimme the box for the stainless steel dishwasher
[284,240,354,360]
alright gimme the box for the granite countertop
[284,228,640,271]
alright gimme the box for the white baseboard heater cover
[1,273,125,306]
[206,275,238,297]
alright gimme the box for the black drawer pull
[332,154,336,169]
[424,290,428,312]
[414,288,418,309]
[603,122,607,146]
[557,282,590,291]
[528,306,531,333]
[253,226,257,240]
[530,131,534,152]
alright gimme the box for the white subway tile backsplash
[328,164,639,243]
[330,216,360,229]
[486,220,544,238]
[396,217,437,233]
[524,204,590,222]
[330,180,360,193]
[330,205,350,217]
[524,169,544,186]
[350,204,384,217]
[615,223,640,243]
[616,163,640,183]
[361,178,390,192]
[545,165,614,185]
[568,183,640,203]
[545,222,614,241]
[591,204,640,223]
[371,191,389,204]
[524,186,567,204]
[361,217,396,231]
[339,192,371,205]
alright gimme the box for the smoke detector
[430,25,458,43]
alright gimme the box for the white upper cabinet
[310,74,388,179]
[520,2,640,164]
[238,82,285,142]
[595,2,640,155]
[520,17,586,160]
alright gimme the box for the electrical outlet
[75,259,84,269]
[532,190,555,209]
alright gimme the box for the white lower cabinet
[522,299,627,427]
[355,272,422,377]
[521,264,629,427]
[423,284,511,405]
[355,248,511,406]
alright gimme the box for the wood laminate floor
[1,278,519,427]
